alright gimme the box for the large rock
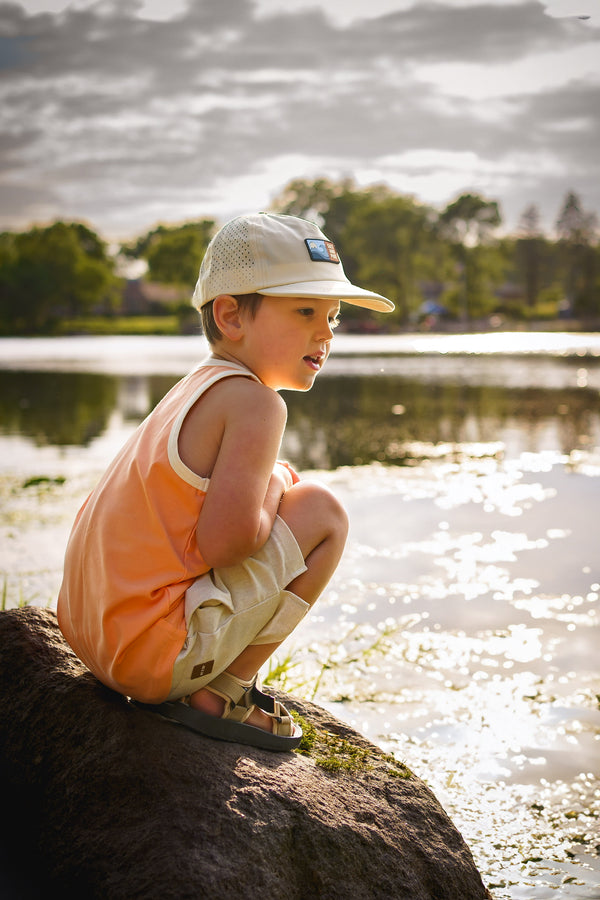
[0,607,491,899]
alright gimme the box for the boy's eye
[297,308,340,324]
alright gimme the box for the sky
[0,0,599,241]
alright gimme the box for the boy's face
[237,295,341,391]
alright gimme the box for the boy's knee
[285,481,348,538]
[320,486,349,537]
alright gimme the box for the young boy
[58,213,394,751]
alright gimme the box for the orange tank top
[57,357,259,703]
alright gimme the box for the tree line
[1,178,598,334]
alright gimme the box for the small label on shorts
[305,238,340,264]
[191,660,214,679]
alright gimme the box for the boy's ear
[212,294,244,341]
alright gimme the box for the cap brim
[258,281,394,313]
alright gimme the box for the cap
[192,213,394,313]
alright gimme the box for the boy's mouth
[303,354,324,372]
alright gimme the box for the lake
[1,333,599,899]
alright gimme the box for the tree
[439,193,502,320]
[439,193,501,247]
[554,191,599,315]
[515,204,544,308]
[122,220,215,286]
[555,191,597,244]
[340,193,442,323]
[269,177,349,224]
[0,222,118,334]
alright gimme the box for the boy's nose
[317,319,335,340]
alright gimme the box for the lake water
[1,333,599,898]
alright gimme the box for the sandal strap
[269,712,297,738]
[248,683,277,715]
[226,702,297,735]
[203,671,256,715]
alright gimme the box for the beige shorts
[167,515,308,701]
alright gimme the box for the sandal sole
[132,699,302,752]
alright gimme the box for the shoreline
[1,331,600,378]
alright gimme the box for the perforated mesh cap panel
[199,217,257,299]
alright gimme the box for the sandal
[133,672,302,752]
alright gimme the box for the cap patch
[305,238,340,264]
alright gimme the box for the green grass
[291,710,412,778]
[0,575,33,611]
[57,315,184,335]
[264,623,413,777]
[263,620,402,702]
[21,475,66,489]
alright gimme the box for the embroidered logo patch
[305,238,340,264]
[191,660,214,680]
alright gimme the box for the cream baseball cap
[192,213,394,313]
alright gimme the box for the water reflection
[2,367,599,468]
[0,371,119,447]
[282,376,600,468]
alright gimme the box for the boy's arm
[194,378,290,569]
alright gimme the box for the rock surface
[0,607,492,899]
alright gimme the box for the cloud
[540,0,595,18]
[0,0,598,237]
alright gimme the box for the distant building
[121,280,190,315]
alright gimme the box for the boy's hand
[267,466,291,507]
[273,461,295,493]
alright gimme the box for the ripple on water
[275,455,600,898]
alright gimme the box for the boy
[58,213,394,751]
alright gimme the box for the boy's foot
[132,672,302,752]
[190,684,277,733]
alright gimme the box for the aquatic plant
[291,711,411,778]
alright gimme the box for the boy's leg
[277,480,349,606]
[190,482,348,726]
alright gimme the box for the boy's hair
[200,292,263,345]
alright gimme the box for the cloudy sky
[1,0,598,241]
